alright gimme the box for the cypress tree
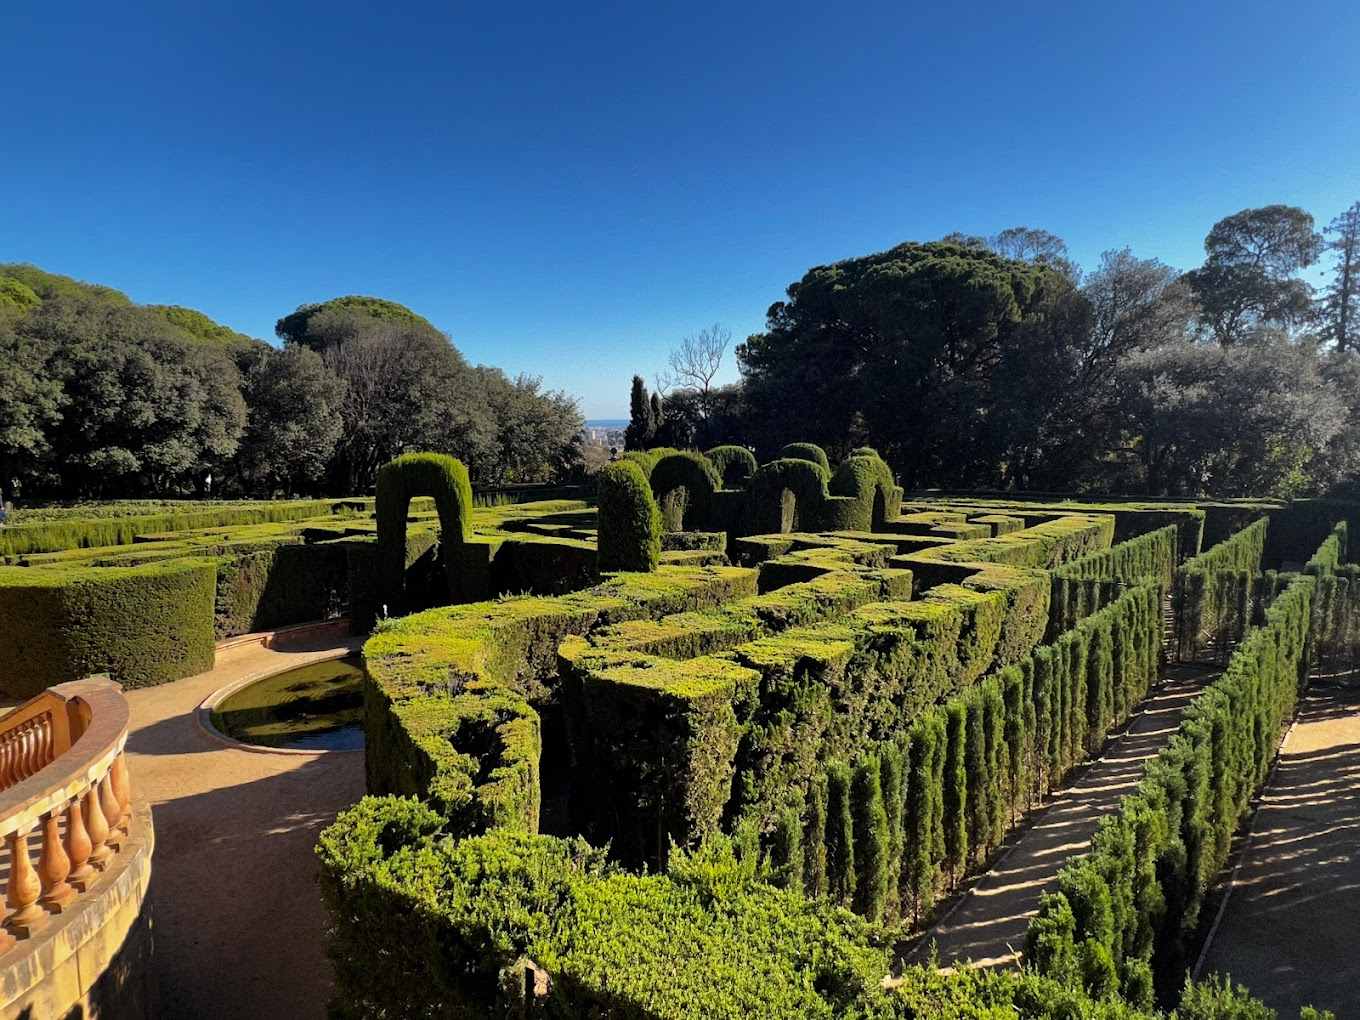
[624,375,651,451]
[649,390,664,442]
[943,702,969,885]
[963,692,989,867]
[771,800,804,892]
[983,681,1006,852]
[851,754,890,921]
[826,761,856,906]
[803,772,828,898]
[880,739,905,919]
[902,721,935,921]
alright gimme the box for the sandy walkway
[1196,672,1360,1015]
[905,664,1217,969]
[123,635,365,1020]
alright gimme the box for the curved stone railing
[0,675,132,950]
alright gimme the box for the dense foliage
[621,201,1360,499]
[0,266,583,500]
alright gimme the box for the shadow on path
[1197,673,1360,1016]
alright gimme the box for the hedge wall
[597,459,662,572]
[1172,517,1268,662]
[1028,571,1313,1004]
[1049,525,1178,637]
[0,498,345,558]
[0,559,217,696]
[779,581,1161,924]
[362,566,761,831]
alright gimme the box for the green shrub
[597,459,662,573]
[779,442,831,472]
[0,560,216,695]
[376,453,473,613]
[651,451,723,532]
[705,445,758,487]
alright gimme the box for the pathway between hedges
[123,635,365,1020]
[1196,669,1360,1015]
[902,662,1218,971]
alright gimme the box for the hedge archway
[376,453,473,615]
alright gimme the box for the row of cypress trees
[1172,517,1268,661]
[770,581,1164,924]
[1027,571,1315,1006]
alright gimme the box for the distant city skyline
[3,1,1357,418]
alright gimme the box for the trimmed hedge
[597,459,662,572]
[1028,572,1313,1003]
[651,451,724,533]
[779,442,831,472]
[1049,525,1178,636]
[791,581,1162,924]
[0,559,217,696]
[0,498,345,558]
[1172,518,1267,661]
[376,453,474,614]
[705,445,758,487]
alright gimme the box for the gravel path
[905,663,1217,970]
[1196,671,1360,1015]
[123,635,365,1020]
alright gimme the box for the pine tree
[1321,202,1360,351]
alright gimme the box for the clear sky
[3,1,1357,418]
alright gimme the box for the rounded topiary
[597,459,661,573]
[705,446,758,488]
[779,443,831,473]
[376,452,473,613]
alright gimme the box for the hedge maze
[312,444,1360,1018]
[8,443,1357,1017]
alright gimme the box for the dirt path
[905,664,1217,969]
[123,636,365,1020]
[1196,672,1360,1015]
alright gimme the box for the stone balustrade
[0,675,133,950]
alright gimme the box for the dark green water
[211,655,364,751]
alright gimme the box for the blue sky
[3,1,1357,418]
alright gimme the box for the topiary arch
[650,451,723,532]
[376,453,473,615]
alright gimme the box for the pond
[211,655,364,751]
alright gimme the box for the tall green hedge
[597,459,662,572]
[1050,525,1178,636]
[1173,518,1267,661]
[1028,572,1313,1003]
[376,453,474,614]
[0,560,217,696]
[784,581,1161,923]
[651,451,723,533]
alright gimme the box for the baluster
[13,727,29,783]
[0,735,13,788]
[66,795,96,892]
[20,723,37,780]
[37,811,76,913]
[99,774,123,852]
[84,784,111,871]
[110,753,132,836]
[5,826,48,937]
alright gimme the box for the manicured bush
[375,453,473,613]
[597,459,662,573]
[1050,525,1179,635]
[849,754,889,921]
[0,559,217,695]
[779,442,831,472]
[825,759,856,907]
[705,445,758,487]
